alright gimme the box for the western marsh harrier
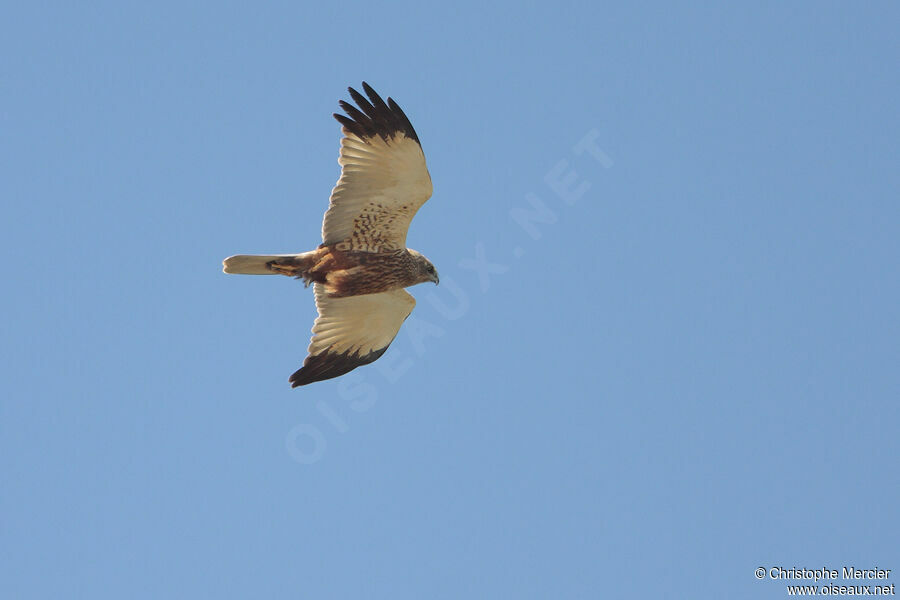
[223,83,438,387]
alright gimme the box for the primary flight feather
[223,83,438,387]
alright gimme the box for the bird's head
[409,249,439,285]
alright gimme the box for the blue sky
[2,2,898,598]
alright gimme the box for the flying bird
[223,83,438,387]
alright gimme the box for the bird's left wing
[321,83,432,253]
[289,285,416,387]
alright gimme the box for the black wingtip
[332,82,421,145]
[289,347,389,388]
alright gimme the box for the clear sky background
[2,2,898,598]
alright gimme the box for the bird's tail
[222,251,319,276]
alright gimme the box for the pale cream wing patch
[289,285,416,387]
[321,131,432,252]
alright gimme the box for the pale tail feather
[223,253,310,275]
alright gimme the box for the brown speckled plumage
[267,247,433,298]
[223,83,439,387]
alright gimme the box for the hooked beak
[432,271,440,285]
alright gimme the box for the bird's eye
[427,265,434,272]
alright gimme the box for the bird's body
[223,83,438,387]
[236,245,435,298]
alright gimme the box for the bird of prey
[223,83,438,387]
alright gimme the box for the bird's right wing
[289,285,415,387]
[321,82,433,253]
